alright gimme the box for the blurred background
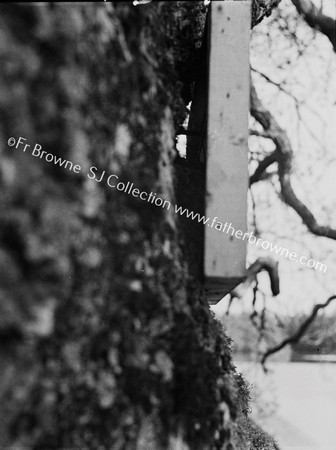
[215,1,336,448]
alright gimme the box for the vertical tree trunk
[0,2,279,449]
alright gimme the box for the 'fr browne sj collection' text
[7,136,171,208]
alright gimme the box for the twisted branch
[250,82,336,240]
[261,295,336,369]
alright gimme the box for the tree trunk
[0,2,279,449]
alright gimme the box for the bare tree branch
[261,295,336,369]
[250,151,278,185]
[250,82,336,240]
[291,0,336,52]
[249,129,274,139]
[214,257,279,317]
[251,67,300,103]
[229,257,280,303]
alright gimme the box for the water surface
[236,361,336,450]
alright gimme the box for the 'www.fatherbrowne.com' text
[174,205,327,273]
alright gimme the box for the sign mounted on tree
[186,1,251,304]
[205,1,251,303]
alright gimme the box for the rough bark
[0,2,279,449]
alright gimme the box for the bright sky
[221,0,336,316]
[251,0,336,315]
[315,0,336,18]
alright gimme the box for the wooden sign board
[204,1,251,303]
